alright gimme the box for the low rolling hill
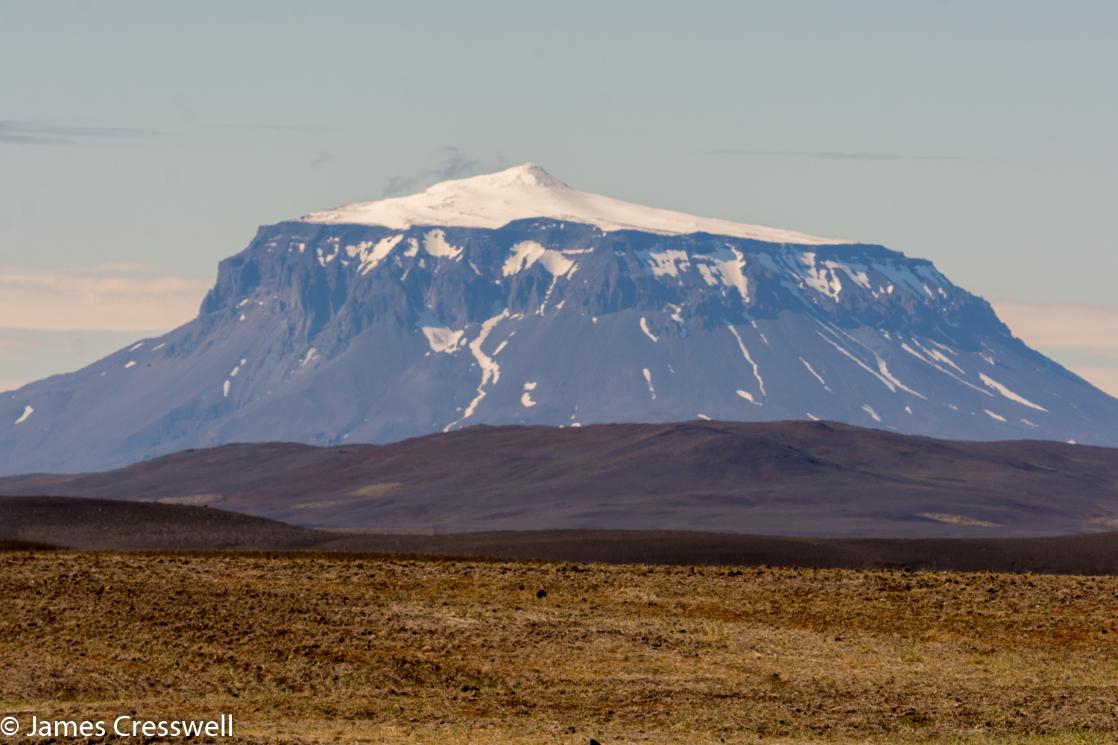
[4,495,1118,574]
[3,420,1117,538]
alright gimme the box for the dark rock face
[2,219,1115,474]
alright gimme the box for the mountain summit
[4,164,1117,474]
[302,163,840,244]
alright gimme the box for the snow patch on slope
[644,249,690,277]
[352,234,403,275]
[800,357,830,391]
[876,357,925,399]
[817,329,913,396]
[521,380,538,408]
[14,405,33,425]
[901,340,990,396]
[703,247,750,303]
[422,230,462,260]
[502,240,576,277]
[421,326,465,354]
[915,340,966,374]
[736,389,760,405]
[446,311,509,430]
[642,368,656,400]
[800,252,843,300]
[979,373,1047,412]
[727,325,766,397]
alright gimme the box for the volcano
[3,163,1115,475]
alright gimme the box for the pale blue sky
[1,1,1116,393]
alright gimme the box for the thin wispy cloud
[993,301,1118,354]
[992,300,1118,397]
[0,120,154,146]
[0,379,27,394]
[709,148,971,162]
[0,266,209,332]
[203,122,327,134]
[69,261,162,275]
[382,147,503,197]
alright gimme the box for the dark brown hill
[0,496,325,551]
[4,496,1118,574]
[2,420,1117,537]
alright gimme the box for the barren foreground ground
[1,552,1116,744]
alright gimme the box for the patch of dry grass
[1,552,1116,744]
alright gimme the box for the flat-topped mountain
[3,164,1116,474]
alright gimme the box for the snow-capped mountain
[3,163,1116,475]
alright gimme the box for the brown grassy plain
[1,551,1116,744]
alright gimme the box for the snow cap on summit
[301,163,843,245]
